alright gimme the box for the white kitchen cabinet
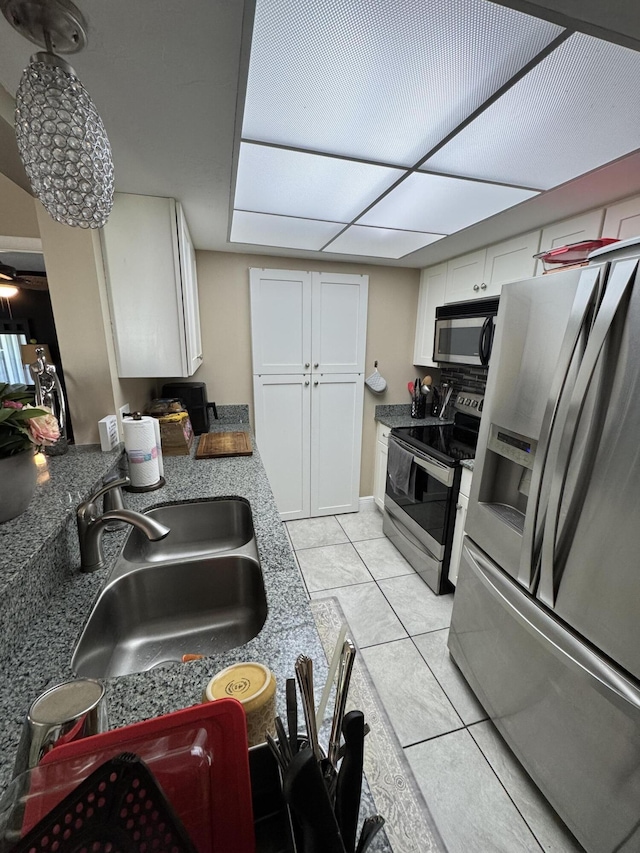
[249,269,312,374]
[250,269,368,520]
[373,421,391,511]
[534,210,604,276]
[101,193,202,378]
[310,374,364,516]
[312,271,368,373]
[253,374,311,520]
[250,269,367,374]
[602,195,640,242]
[413,263,446,367]
[482,231,540,294]
[449,465,473,587]
[413,233,540,366]
[445,249,486,303]
[446,233,541,304]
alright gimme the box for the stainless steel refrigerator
[448,237,640,853]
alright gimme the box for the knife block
[411,396,426,418]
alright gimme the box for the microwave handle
[479,316,493,366]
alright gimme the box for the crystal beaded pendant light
[1,0,114,228]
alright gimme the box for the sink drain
[147,658,182,671]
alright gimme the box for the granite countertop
[374,404,453,429]
[0,406,326,789]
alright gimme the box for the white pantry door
[310,374,364,516]
[311,272,368,373]
[250,269,312,374]
[253,374,311,520]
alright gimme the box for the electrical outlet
[118,403,130,440]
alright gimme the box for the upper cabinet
[414,231,541,366]
[534,210,604,276]
[101,193,202,378]
[602,197,640,242]
[483,231,540,293]
[413,263,446,366]
[250,269,368,374]
[446,232,541,303]
[445,249,486,303]
[414,195,640,367]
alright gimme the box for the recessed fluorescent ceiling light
[360,173,538,234]
[242,0,562,165]
[231,210,344,251]
[326,225,445,259]
[233,142,402,222]
[423,32,640,190]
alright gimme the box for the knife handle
[335,710,365,853]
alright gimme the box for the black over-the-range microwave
[433,297,499,367]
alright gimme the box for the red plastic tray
[23,698,254,853]
[534,238,619,265]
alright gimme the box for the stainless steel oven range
[383,393,483,594]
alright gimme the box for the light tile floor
[286,509,585,853]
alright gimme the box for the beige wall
[194,251,421,496]
[0,172,39,237]
[35,203,155,444]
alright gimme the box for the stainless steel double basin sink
[72,498,267,679]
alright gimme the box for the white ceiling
[0,0,639,268]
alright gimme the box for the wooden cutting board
[196,431,253,459]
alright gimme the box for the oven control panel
[454,392,484,418]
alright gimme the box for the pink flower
[23,405,60,446]
[2,400,23,410]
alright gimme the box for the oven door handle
[388,436,454,487]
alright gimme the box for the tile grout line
[466,725,549,853]
[290,517,567,853]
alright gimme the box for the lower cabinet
[254,373,364,521]
[449,466,473,587]
[373,422,391,511]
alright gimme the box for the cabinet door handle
[480,282,487,290]
[473,284,480,292]
[304,380,310,386]
[314,380,319,386]
[314,362,319,368]
[305,362,310,368]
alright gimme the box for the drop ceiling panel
[234,143,403,221]
[230,210,343,250]
[424,33,640,190]
[325,225,445,259]
[359,173,538,234]
[242,0,563,166]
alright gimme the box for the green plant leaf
[6,407,48,422]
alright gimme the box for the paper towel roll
[123,416,162,488]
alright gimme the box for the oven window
[438,325,480,357]
[386,464,448,547]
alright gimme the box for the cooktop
[391,393,483,467]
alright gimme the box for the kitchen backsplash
[439,365,488,396]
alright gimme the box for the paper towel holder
[122,411,166,493]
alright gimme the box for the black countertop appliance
[161,381,217,434]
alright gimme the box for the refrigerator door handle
[466,536,640,712]
[538,258,639,607]
[518,265,603,590]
